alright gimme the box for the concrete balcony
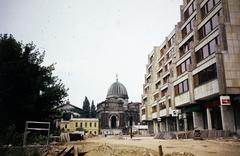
[194,79,219,100]
[175,91,190,107]
[141,114,146,121]
[159,107,173,117]
[160,109,167,117]
[146,73,151,79]
[144,83,149,89]
[152,112,158,119]
[142,95,147,100]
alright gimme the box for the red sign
[220,96,231,105]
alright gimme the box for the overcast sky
[0,0,182,108]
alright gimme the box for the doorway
[111,116,117,128]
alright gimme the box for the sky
[0,0,182,108]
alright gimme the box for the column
[207,108,212,130]
[221,105,235,132]
[183,113,188,131]
[176,117,180,132]
[193,112,204,129]
[153,120,158,134]
[166,118,169,132]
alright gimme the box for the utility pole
[130,116,133,139]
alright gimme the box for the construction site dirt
[46,136,240,156]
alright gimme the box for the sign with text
[220,96,231,105]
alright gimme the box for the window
[143,98,147,104]
[165,64,168,72]
[144,86,149,94]
[199,9,222,40]
[90,122,92,127]
[148,66,152,74]
[152,106,157,113]
[155,81,161,89]
[186,58,191,67]
[146,76,151,83]
[196,36,219,63]
[142,109,146,115]
[159,102,166,110]
[209,39,217,54]
[175,79,189,95]
[207,0,214,12]
[204,21,211,35]
[194,64,217,87]
[183,80,188,92]
[157,70,162,78]
[203,45,209,59]
[163,74,170,84]
[212,13,219,29]
[94,122,97,127]
[166,52,170,60]
[161,88,168,97]
[179,37,193,57]
[160,49,164,57]
[168,35,175,48]
[184,1,196,21]
[85,122,87,127]
[181,62,186,73]
[182,17,196,38]
[65,124,67,129]
[150,55,153,63]
[179,83,183,93]
[80,122,82,128]
[154,93,159,101]
[201,0,221,18]
[168,99,172,107]
[75,122,78,127]
[177,58,191,76]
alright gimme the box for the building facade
[56,103,86,119]
[97,79,140,134]
[141,0,240,135]
[60,118,99,135]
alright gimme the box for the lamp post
[129,116,133,139]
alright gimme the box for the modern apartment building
[141,0,240,135]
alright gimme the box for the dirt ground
[51,136,240,156]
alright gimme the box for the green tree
[0,34,68,133]
[90,100,97,118]
[82,96,90,118]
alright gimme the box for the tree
[90,100,97,118]
[82,96,90,118]
[0,34,68,133]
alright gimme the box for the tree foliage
[82,96,90,118]
[0,34,68,132]
[90,100,97,118]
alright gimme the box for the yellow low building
[60,118,99,135]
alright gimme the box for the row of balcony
[141,78,219,121]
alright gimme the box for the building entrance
[210,107,222,130]
[111,116,117,128]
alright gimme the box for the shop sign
[220,96,231,105]
[205,100,220,108]
[171,109,180,117]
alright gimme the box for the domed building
[97,78,140,135]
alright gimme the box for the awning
[181,104,203,113]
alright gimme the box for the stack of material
[200,130,230,138]
[154,132,176,139]
[60,133,70,142]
